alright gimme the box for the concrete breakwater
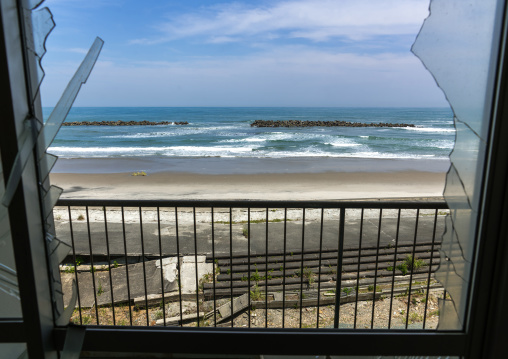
[62,120,189,126]
[250,120,415,128]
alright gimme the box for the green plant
[242,227,249,238]
[131,171,147,176]
[251,269,262,282]
[64,266,75,274]
[113,260,119,268]
[342,287,353,295]
[367,285,381,292]
[77,214,85,221]
[430,309,440,317]
[303,267,314,284]
[250,284,264,301]
[97,279,104,296]
[82,315,92,325]
[386,266,394,271]
[75,256,84,266]
[153,310,164,320]
[409,312,423,323]
[396,255,427,275]
[55,214,62,220]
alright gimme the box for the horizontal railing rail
[56,198,448,209]
[54,199,449,331]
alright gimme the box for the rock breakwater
[62,120,189,126]
[250,120,415,128]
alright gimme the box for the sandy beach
[50,157,447,201]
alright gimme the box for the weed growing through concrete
[395,255,427,275]
[97,279,104,296]
[250,284,264,301]
[342,287,354,295]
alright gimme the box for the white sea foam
[325,139,362,147]
[167,146,258,153]
[404,127,455,133]
[219,138,266,143]
[49,145,448,160]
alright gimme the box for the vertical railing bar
[298,208,306,328]
[85,206,99,325]
[229,207,234,328]
[175,207,183,327]
[103,206,115,325]
[193,207,200,327]
[423,209,439,329]
[211,207,217,327]
[157,207,166,327]
[388,208,401,330]
[353,208,365,329]
[247,208,251,328]
[121,207,133,326]
[405,208,420,329]
[333,207,346,329]
[370,208,383,329]
[282,208,287,329]
[139,207,149,326]
[316,208,324,328]
[67,206,82,325]
[265,207,269,328]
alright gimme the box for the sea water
[47,107,454,162]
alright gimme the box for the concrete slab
[55,215,445,258]
[62,255,215,308]
[217,293,249,321]
[180,255,214,295]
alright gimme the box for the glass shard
[412,0,505,330]
[38,37,104,157]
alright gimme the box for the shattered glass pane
[412,0,503,139]
[450,122,487,210]
[23,0,45,10]
[38,37,104,157]
[412,0,504,329]
[23,7,55,110]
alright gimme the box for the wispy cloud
[41,45,445,107]
[132,0,429,44]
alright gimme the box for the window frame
[1,0,508,357]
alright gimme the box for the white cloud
[136,0,429,44]
[41,46,446,107]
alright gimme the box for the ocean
[47,107,454,174]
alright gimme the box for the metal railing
[55,199,448,330]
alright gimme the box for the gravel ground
[70,289,442,331]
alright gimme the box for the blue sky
[40,0,448,107]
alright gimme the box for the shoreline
[50,157,448,201]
